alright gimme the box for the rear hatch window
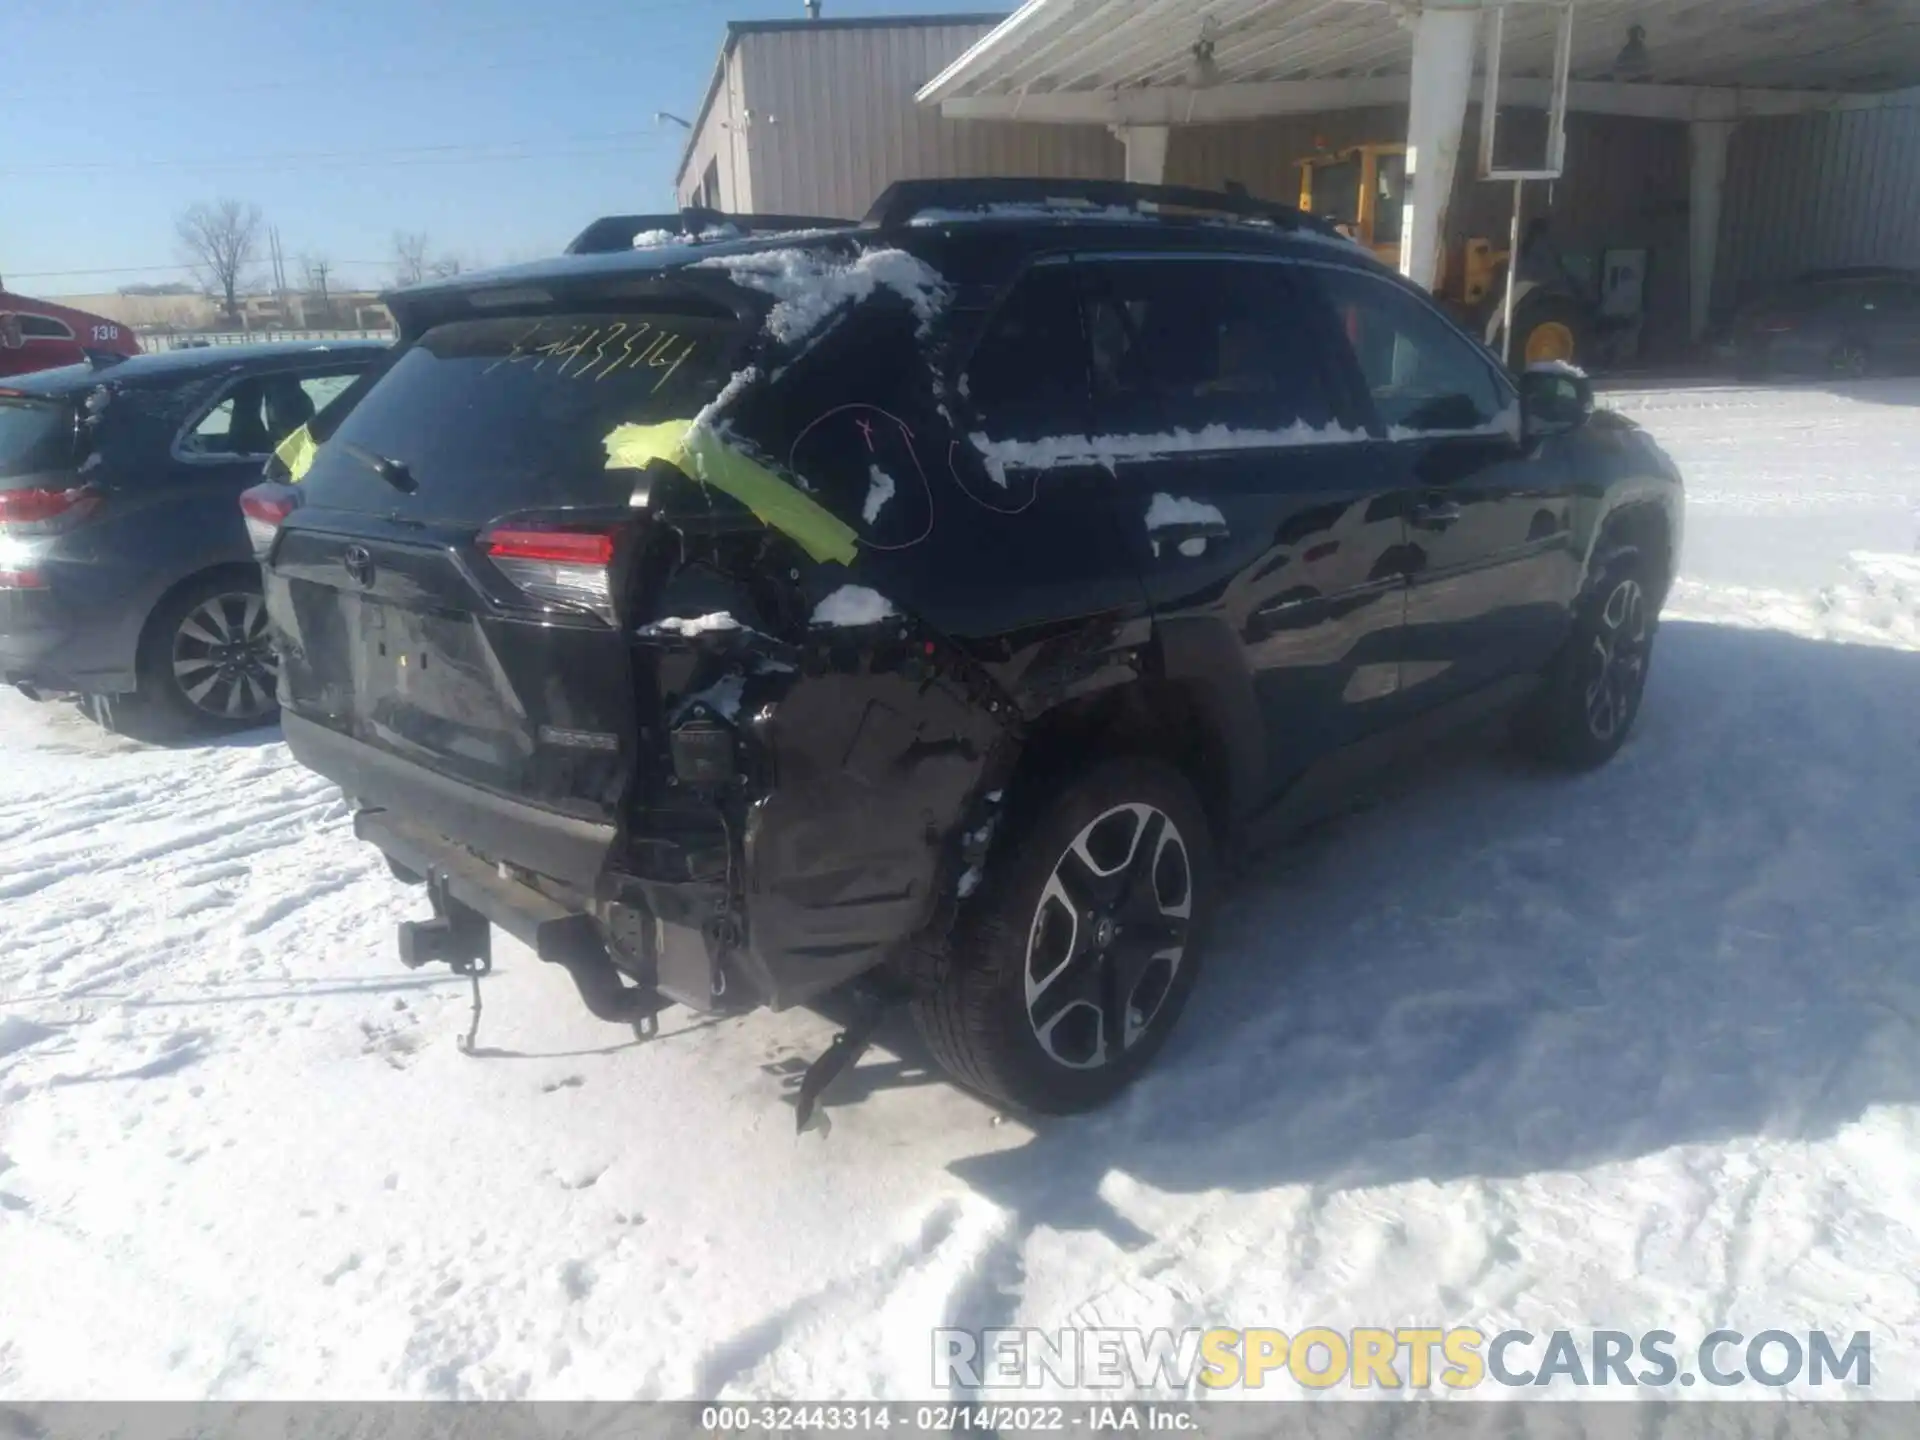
[0,394,79,478]
[299,311,743,524]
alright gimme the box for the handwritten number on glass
[486,322,696,392]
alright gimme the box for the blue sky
[0,0,1002,297]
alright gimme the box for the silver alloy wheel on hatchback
[1024,802,1193,1070]
[170,591,279,721]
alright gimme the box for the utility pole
[269,227,289,328]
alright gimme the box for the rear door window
[1075,256,1341,433]
[0,395,79,477]
[302,312,739,523]
[961,262,1092,439]
[180,364,382,460]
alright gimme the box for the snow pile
[968,420,1365,487]
[1144,493,1227,557]
[810,585,897,627]
[697,246,950,346]
[862,466,896,525]
[631,224,741,249]
[1144,493,1225,533]
[638,612,741,637]
[1667,550,1920,649]
[672,672,748,723]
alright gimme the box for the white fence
[139,328,394,353]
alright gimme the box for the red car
[0,291,142,377]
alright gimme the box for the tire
[135,572,280,737]
[1514,546,1657,769]
[1829,339,1871,380]
[911,756,1216,1114]
[1508,293,1591,371]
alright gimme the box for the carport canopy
[917,0,1920,339]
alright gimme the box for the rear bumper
[289,712,736,1013]
[282,711,615,890]
[0,587,139,694]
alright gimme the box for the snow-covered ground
[3,379,1919,1402]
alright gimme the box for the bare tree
[428,255,465,280]
[176,200,263,326]
[392,231,431,287]
[302,254,334,326]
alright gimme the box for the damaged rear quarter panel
[635,235,1153,1008]
[741,644,1008,1006]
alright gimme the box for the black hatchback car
[0,340,387,733]
[1719,267,1920,379]
[261,181,1683,1118]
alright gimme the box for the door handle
[1411,498,1462,530]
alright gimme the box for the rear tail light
[481,523,620,625]
[240,482,301,559]
[0,484,99,536]
[0,543,45,590]
[0,484,98,589]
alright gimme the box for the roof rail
[864,177,1328,233]
[565,208,857,255]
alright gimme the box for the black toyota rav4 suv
[260,180,1683,1119]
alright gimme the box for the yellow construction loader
[1297,141,1593,368]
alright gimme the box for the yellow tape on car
[274,423,318,483]
[603,420,857,566]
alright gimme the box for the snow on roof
[695,245,950,347]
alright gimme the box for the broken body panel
[263,232,1138,1019]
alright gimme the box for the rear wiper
[342,441,418,495]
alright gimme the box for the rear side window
[1312,266,1509,435]
[1076,258,1339,432]
[302,312,738,522]
[962,263,1090,437]
[0,396,78,476]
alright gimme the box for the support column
[1400,4,1480,292]
[1689,119,1736,342]
[1118,124,1171,185]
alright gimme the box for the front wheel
[137,574,280,736]
[912,757,1216,1113]
[1514,547,1656,768]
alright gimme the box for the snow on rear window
[697,245,949,347]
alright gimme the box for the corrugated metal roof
[919,0,1920,101]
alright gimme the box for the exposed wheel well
[999,680,1234,847]
[1597,504,1674,606]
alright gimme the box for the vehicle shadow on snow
[930,619,1920,1304]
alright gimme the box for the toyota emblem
[342,544,375,587]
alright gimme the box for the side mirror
[1520,365,1594,439]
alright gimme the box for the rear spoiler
[566,208,856,254]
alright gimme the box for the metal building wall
[677,45,754,212]
[1716,106,1920,314]
[736,23,1121,221]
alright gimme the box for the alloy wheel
[1832,343,1870,380]
[1024,803,1193,1070]
[171,592,278,721]
[1583,577,1648,743]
